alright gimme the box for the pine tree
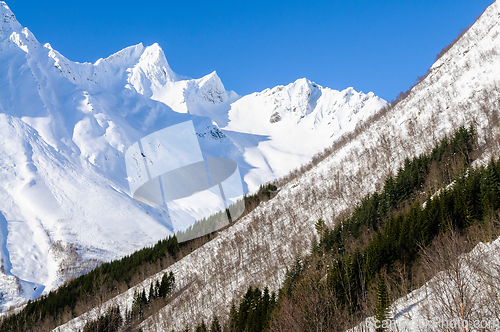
[141,288,148,306]
[195,320,208,332]
[482,159,500,213]
[262,287,271,328]
[149,281,155,302]
[159,271,175,298]
[132,290,141,318]
[228,303,239,332]
[210,315,222,332]
[375,275,390,332]
[315,218,325,235]
[155,279,161,298]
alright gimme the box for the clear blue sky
[5,0,494,101]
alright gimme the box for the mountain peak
[184,70,228,105]
[198,70,222,86]
[0,3,38,51]
[145,42,162,54]
[293,77,314,86]
[139,43,176,79]
[0,1,22,38]
[291,77,321,92]
[0,1,13,18]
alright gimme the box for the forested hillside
[181,125,500,331]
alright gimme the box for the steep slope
[350,233,500,332]
[54,0,500,330]
[0,0,385,312]
[0,1,241,310]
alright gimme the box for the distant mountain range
[0,1,386,309]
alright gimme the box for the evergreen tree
[375,275,390,332]
[155,279,161,298]
[315,218,325,235]
[141,288,148,306]
[149,281,155,302]
[131,290,142,318]
[159,271,175,298]
[196,320,208,332]
[482,159,500,213]
[228,303,239,332]
[210,315,222,332]
[261,287,271,327]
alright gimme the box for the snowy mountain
[0,0,242,309]
[53,0,500,330]
[223,79,385,191]
[0,1,385,311]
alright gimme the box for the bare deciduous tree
[419,228,486,332]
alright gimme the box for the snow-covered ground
[351,233,500,332]
[55,0,500,330]
[0,1,386,311]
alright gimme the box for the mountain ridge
[0,0,386,312]
[51,0,500,330]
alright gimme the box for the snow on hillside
[0,0,240,310]
[54,0,500,330]
[223,78,386,191]
[348,234,500,332]
[0,1,385,312]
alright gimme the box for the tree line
[173,286,276,332]
[269,125,500,330]
[81,271,175,332]
[0,180,280,331]
[176,183,279,243]
[0,237,179,332]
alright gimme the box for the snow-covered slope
[0,1,385,311]
[54,0,500,330]
[348,1,500,328]
[350,234,500,332]
[223,79,386,191]
[0,1,242,310]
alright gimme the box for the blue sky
[6,0,494,101]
